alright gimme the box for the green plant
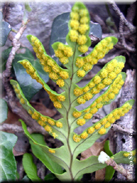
[10,2,135,181]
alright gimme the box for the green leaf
[1,47,12,71]
[0,98,8,123]
[0,11,11,46]
[104,140,115,181]
[0,131,17,181]
[22,153,41,181]
[44,173,56,181]
[13,47,49,100]
[25,3,32,12]
[30,133,63,174]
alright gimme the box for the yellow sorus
[84,113,92,119]
[106,64,114,72]
[112,109,119,117]
[78,45,88,53]
[90,107,98,114]
[88,127,95,134]
[96,44,103,52]
[83,86,90,93]
[70,20,79,30]
[123,152,130,157]
[76,58,84,68]
[33,47,38,53]
[118,62,124,69]
[55,50,64,58]
[56,79,64,87]
[80,132,88,139]
[91,87,100,94]
[47,59,54,67]
[106,37,112,43]
[49,72,59,80]
[29,67,35,74]
[109,117,115,123]
[52,65,60,73]
[77,70,86,77]
[57,95,65,102]
[97,53,105,60]
[98,128,106,135]
[60,57,69,64]
[48,119,55,126]
[96,103,103,109]
[113,88,119,94]
[95,123,101,130]
[131,150,136,156]
[32,111,40,120]
[84,108,90,113]
[102,78,112,85]
[73,6,79,12]
[84,55,92,63]
[97,83,105,90]
[90,102,97,108]
[38,46,44,53]
[107,113,113,121]
[108,72,117,79]
[77,35,87,45]
[78,24,89,34]
[17,94,21,99]
[74,87,83,96]
[34,39,41,47]
[114,67,121,74]
[49,95,56,102]
[77,97,86,104]
[77,118,86,126]
[58,43,64,50]
[100,69,108,78]
[83,63,92,71]
[63,47,73,57]
[104,122,111,128]
[93,75,101,84]
[96,97,102,103]
[88,82,95,88]
[15,88,20,93]
[91,49,97,57]
[20,98,25,104]
[59,71,69,79]
[42,54,48,61]
[107,43,113,49]
[40,116,47,121]
[43,66,51,73]
[54,101,62,109]
[70,12,79,20]
[44,125,52,132]
[108,93,115,99]
[73,111,82,118]
[69,30,78,42]
[80,16,89,24]
[91,58,98,65]
[101,39,107,47]
[73,134,81,143]
[31,36,37,43]
[122,103,129,109]
[83,92,93,101]
[28,110,33,115]
[56,121,63,128]
[52,132,58,139]
[49,149,55,153]
[101,118,107,125]
[79,9,88,16]
[111,59,118,67]
[119,80,124,86]
[38,120,45,126]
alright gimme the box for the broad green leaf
[104,140,115,181]
[44,173,56,181]
[22,153,41,181]
[13,47,49,100]
[0,11,11,46]
[0,98,8,124]
[0,131,17,181]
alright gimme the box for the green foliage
[0,131,17,181]
[0,99,8,123]
[10,2,136,182]
[0,11,11,46]
[23,153,41,181]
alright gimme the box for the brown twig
[105,158,133,180]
